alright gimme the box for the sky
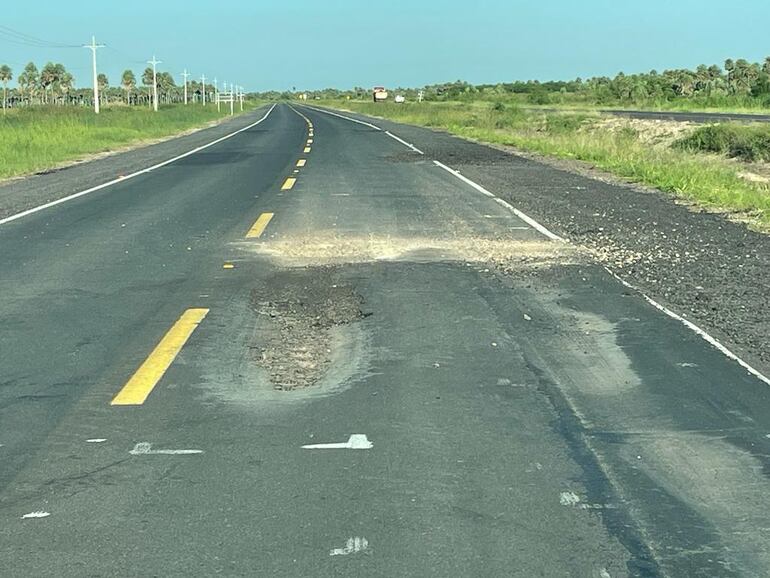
[3,0,770,92]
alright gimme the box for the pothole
[250,266,367,390]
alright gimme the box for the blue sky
[3,0,770,91]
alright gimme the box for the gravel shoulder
[0,105,269,221]
[329,108,770,381]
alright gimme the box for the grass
[322,99,770,227]
[0,101,264,179]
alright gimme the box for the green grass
[322,100,770,227]
[0,102,264,179]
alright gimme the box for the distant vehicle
[394,95,405,104]
[373,86,388,102]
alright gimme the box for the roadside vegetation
[676,124,770,162]
[0,102,261,179]
[266,56,770,113]
[321,100,770,227]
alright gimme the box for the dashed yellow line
[281,177,297,191]
[111,308,209,406]
[304,147,311,153]
[246,212,275,238]
[296,159,306,167]
[223,262,235,269]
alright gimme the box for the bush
[675,124,770,162]
[545,114,589,134]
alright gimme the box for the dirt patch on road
[250,267,366,390]
[247,233,579,269]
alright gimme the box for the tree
[40,62,59,103]
[97,73,109,91]
[141,67,154,107]
[97,73,109,104]
[59,71,74,102]
[18,62,39,102]
[157,71,175,103]
[121,69,136,104]
[0,64,12,111]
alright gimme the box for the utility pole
[200,74,207,105]
[214,77,219,112]
[83,35,105,114]
[148,56,162,112]
[239,85,244,111]
[182,69,190,105]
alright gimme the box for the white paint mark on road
[600,568,612,578]
[330,536,369,556]
[302,434,372,450]
[129,442,203,455]
[21,511,50,519]
[385,130,424,154]
[677,362,698,368]
[0,104,277,227]
[432,160,566,242]
[86,438,107,443]
[604,267,770,388]
[299,104,382,131]
[559,491,581,506]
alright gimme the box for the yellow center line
[281,177,297,191]
[111,308,209,406]
[304,147,311,153]
[246,212,275,238]
[296,159,306,167]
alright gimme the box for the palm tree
[18,62,39,104]
[59,72,74,103]
[725,59,736,93]
[121,69,136,104]
[157,71,175,103]
[0,64,12,112]
[40,62,59,104]
[97,73,109,105]
[141,67,154,107]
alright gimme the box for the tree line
[266,57,770,108]
[0,61,214,108]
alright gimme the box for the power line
[0,25,79,48]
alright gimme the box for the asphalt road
[601,109,770,123]
[530,107,770,123]
[2,103,770,577]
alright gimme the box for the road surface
[531,107,770,123]
[2,103,770,577]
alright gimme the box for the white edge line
[0,103,277,227]
[297,105,423,155]
[384,131,424,155]
[604,266,770,387]
[437,150,770,387]
[298,104,382,131]
[432,160,566,242]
